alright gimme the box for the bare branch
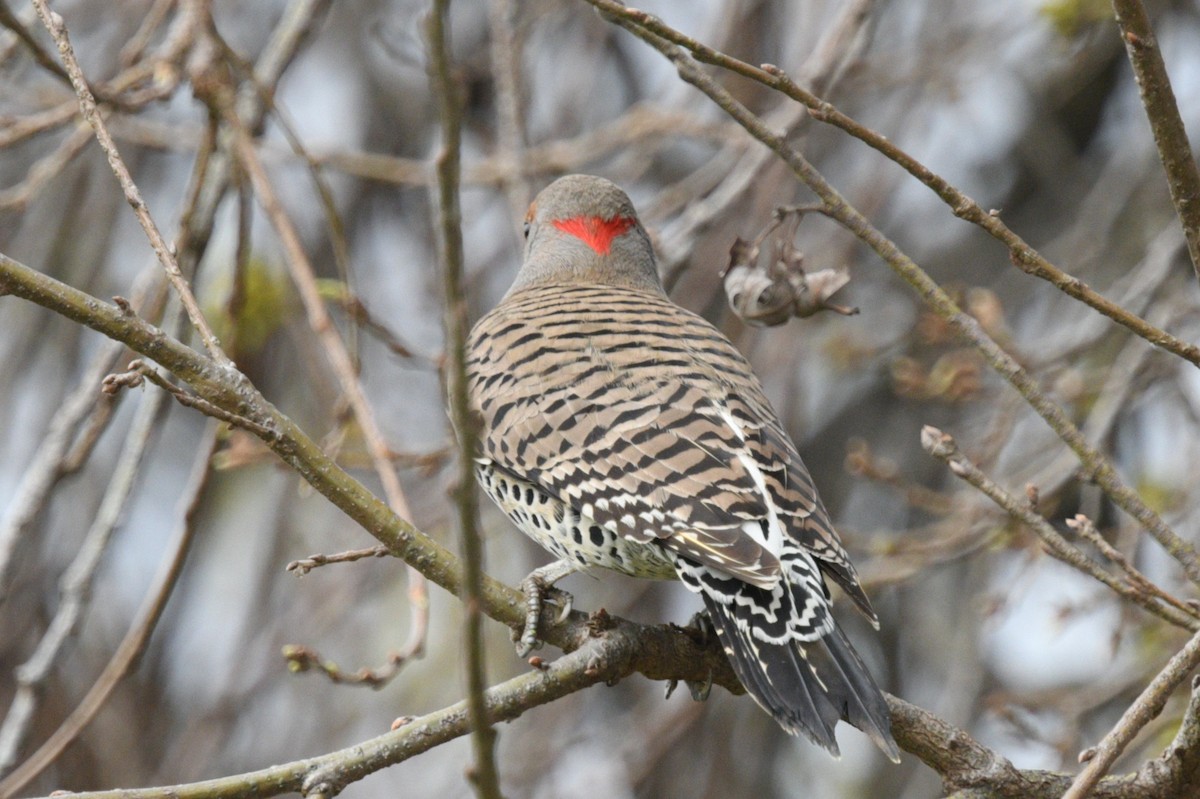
[1111,0,1200,282]
[427,0,502,794]
[1064,629,1200,799]
[281,644,413,689]
[920,425,1199,631]
[286,545,391,576]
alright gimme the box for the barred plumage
[466,175,898,760]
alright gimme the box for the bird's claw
[664,670,713,703]
[516,575,573,657]
[687,670,714,702]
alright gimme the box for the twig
[0,99,77,148]
[920,426,1198,631]
[584,0,1200,370]
[101,359,275,437]
[0,335,128,600]
[1111,0,1200,282]
[286,545,390,575]
[0,122,100,210]
[1064,629,1200,799]
[0,423,218,798]
[117,0,177,67]
[427,1,502,796]
[1067,513,1197,620]
[0,0,70,84]
[585,0,1200,588]
[0,375,167,776]
[281,644,412,688]
[657,0,879,289]
[30,0,228,363]
[487,0,530,242]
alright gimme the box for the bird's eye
[523,221,531,239]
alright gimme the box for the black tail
[702,593,900,762]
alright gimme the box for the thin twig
[0,0,70,84]
[1067,513,1197,620]
[101,359,275,438]
[428,0,502,795]
[30,0,228,362]
[919,425,1198,631]
[1111,0,1200,282]
[0,99,77,148]
[281,644,412,688]
[0,423,218,798]
[1064,629,1200,799]
[585,0,1200,588]
[487,0,530,242]
[286,545,390,575]
[0,122,100,210]
[117,0,177,67]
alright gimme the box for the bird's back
[468,281,872,610]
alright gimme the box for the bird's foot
[682,610,715,648]
[515,564,575,657]
[663,611,716,702]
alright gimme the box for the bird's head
[509,175,664,296]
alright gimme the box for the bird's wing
[467,284,871,611]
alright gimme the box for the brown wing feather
[468,283,868,606]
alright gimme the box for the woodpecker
[465,174,898,759]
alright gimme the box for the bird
[465,174,899,760]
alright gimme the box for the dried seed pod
[721,232,856,327]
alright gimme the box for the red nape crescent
[551,215,636,255]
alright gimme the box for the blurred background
[2,0,1200,796]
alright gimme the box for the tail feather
[702,592,899,761]
[703,592,842,753]
[807,626,901,762]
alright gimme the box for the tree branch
[919,425,1198,631]
[427,0,502,794]
[1064,629,1200,799]
[1111,0,1200,282]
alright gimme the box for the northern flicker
[466,174,898,759]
